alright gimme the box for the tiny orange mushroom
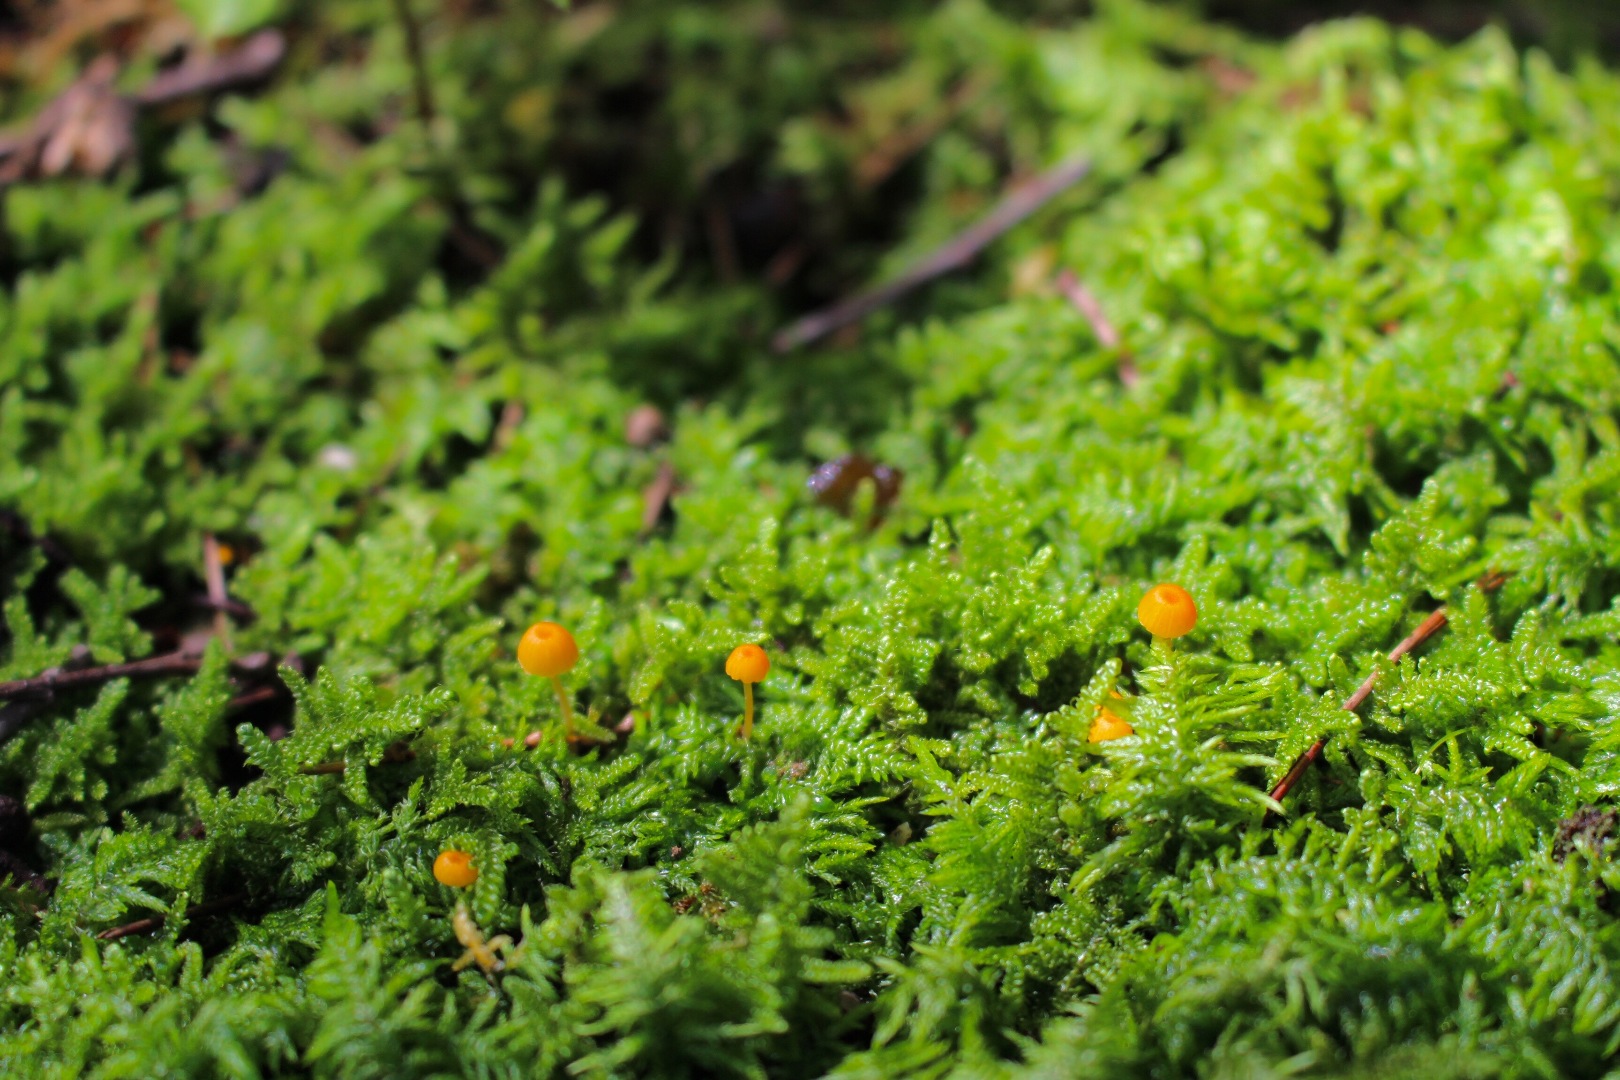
[433,849,478,888]
[1088,690,1133,743]
[726,644,770,740]
[1137,583,1197,650]
[518,621,579,737]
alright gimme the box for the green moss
[4,1,1620,1076]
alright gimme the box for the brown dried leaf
[807,454,902,525]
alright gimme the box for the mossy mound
[4,2,1620,1076]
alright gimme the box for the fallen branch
[299,742,417,775]
[226,685,282,711]
[196,595,258,621]
[387,0,438,130]
[0,650,276,703]
[132,31,287,109]
[0,652,203,701]
[1266,571,1508,815]
[1056,269,1139,388]
[97,892,248,942]
[772,153,1093,353]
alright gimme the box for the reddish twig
[1056,269,1139,388]
[387,0,438,129]
[97,892,248,942]
[196,596,257,621]
[772,153,1093,352]
[0,650,279,703]
[131,31,287,108]
[299,742,417,775]
[0,653,204,701]
[227,686,282,711]
[1266,572,1508,814]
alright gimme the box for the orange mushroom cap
[1088,706,1134,743]
[725,643,770,683]
[1137,583,1197,639]
[433,849,478,888]
[517,621,579,677]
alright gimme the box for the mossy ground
[4,2,1620,1077]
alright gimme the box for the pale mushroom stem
[742,681,755,740]
[550,675,575,737]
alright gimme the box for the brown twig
[772,153,1093,353]
[97,892,248,942]
[0,652,205,701]
[0,650,278,703]
[299,742,417,775]
[196,595,257,621]
[379,0,503,274]
[1266,571,1508,815]
[1056,269,1139,388]
[226,686,282,711]
[131,31,287,108]
[388,0,438,129]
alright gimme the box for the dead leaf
[625,404,668,448]
[807,454,902,525]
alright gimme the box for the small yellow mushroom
[725,644,770,740]
[1137,583,1197,652]
[433,849,478,888]
[1088,691,1134,743]
[518,621,580,738]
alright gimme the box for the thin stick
[0,653,204,701]
[1266,573,1507,813]
[742,681,755,740]
[388,0,437,129]
[97,892,248,941]
[1056,269,1139,388]
[381,0,502,275]
[131,31,286,108]
[196,596,257,621]
[0,650,280,702]
[227,686,281,711]
[772,153,1093,353]
[299,743,416,776]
